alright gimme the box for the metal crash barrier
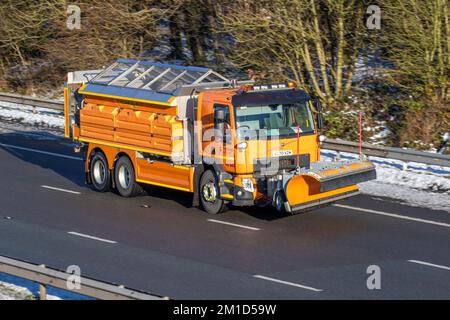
[0,255,168,300]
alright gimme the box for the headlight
[319,135,326,142]
[236,142,247,151]
[241,178,254,193]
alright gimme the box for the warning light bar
[251,82,297,91]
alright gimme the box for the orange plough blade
[284,159,376,212]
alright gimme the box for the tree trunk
[169,13,184,60]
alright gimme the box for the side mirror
[314,99,324,130]
[316,113,324,130]
[214,109,225,138]
[315,99,322,113]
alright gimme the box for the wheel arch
[112,151,137,189]
[113,151,134,169]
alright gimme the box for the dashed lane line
[67,231,117,244]
[253,275,323,292]
[207,219,260,231]
[41,185,81,195]
[408,260,450,271]
[333,204,450,228]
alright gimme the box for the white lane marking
[253,275,323,292]
[333,204,450,228]
[0,142,82,161]
[207,219,260,231]
[408,260,450,271]
[67,231,117,244]
[41,185,81,195]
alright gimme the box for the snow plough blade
[284,159,376,212]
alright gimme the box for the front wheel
[114,156,142,197]
[199,170,227,214]
[274,191,287,214]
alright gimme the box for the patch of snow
[0,281,35,300]
[359,182,450,212]
[0,101,64,129]
[443,132,450,141]
[371,166,449,193]
[0,273,93,300]
[321,150,450,212]
[321,149,450,176]
[353,53,390,82]
[369,127,392,145]
[0,120,64,138]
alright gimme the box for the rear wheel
[114,156,142,197]
[90,152,111,192]
[200,170,226,214]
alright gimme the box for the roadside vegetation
[0,0,448,150]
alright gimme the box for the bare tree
[381,0,449,147]
[382,0,449,104]
[219,0,367,108]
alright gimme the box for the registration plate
[272,150,293,157]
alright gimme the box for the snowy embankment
[0,101,64,128]
[0,275,61,300]
[0,101,448,211]
[321,150,450,212]
[0,281,62,300]
[0,281,35,300]
[0,273,93,300]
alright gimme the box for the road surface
[0,124,449,299]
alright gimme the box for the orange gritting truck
[64,59,376,214]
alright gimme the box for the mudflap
[284,159,376,213]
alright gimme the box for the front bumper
[223,159,376,212]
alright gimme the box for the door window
[213,104,232,144]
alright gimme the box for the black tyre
[199,170,227,214]
[274,191,286,214]
[114,156,142,197]
[90,152,111,192]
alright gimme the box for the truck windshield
[234,102,315,139]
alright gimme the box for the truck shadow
[0,129,195,209]
[0,129,86,187]
[140,184,286,221]
[139,184,195,208]
[229,205,289,221]
[0,128,287,220]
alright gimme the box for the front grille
[254,154,310,173]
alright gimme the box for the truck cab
[195,85,376,213]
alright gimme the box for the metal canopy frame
[89,59,230,96]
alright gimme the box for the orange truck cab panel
[194,86,376,212]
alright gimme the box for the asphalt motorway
[0,124,449,299]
